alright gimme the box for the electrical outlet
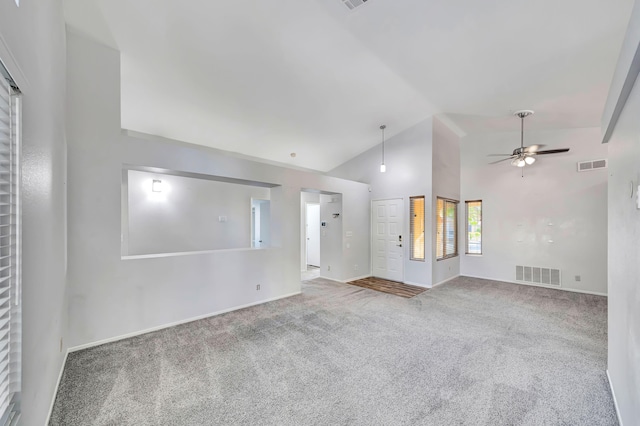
[575,275,581,282]
[354,264,358,271]
[327,265,331,271]
[256,284,261,291]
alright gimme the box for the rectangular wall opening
[122,168,278,257]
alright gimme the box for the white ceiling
[63,0,633,171]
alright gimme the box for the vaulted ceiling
[64,0,633,171]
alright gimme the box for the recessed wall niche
[121,168,277,256]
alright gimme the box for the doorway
[251,199,271,248]
[372,198,404,282]
[306,203,320,267]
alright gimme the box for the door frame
[371,197,405,282]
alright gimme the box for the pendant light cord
[380,124,386,164]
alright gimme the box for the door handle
[397,244,402,247]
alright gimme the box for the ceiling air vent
[341,0,369,10]
[577,159,607,172]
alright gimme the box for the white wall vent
[516,265,561,286]
[577,159,607,172]
[341,0,369,10]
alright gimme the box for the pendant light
[379,124,386,173]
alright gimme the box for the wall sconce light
[152,179,163,192]
[379,124,386,173]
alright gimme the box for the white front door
[306,203,320,267]
[372,199,404,282]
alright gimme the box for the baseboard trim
[68,292,301,353]
[403,280,429,288]
[45,348,69,425]
[606,370,624,426]
[344,274,373,283]
[318,276,344,283]
[432,275,460,288]
[460,274,608,296]
[319,275,374,284]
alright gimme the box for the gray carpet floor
[50,276,616,425]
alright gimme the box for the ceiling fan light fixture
[489,110,570,169]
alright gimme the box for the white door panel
[371,199,404,282]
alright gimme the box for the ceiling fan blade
[535,148,570,155]
[487,154,515,156]
[524,144,546,153]
[489,156,517,164]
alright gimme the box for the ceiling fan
[489,110,570,168]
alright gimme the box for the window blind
[0,65,21,426]
[436,197,458,260]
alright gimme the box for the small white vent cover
[516,265,561,286]
[341,0,369,10]
[577,159,607,172]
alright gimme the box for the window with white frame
[465,200,482,255]
[436,197,458,260]
[0,61,21,425]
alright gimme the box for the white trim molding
[45,349,69,425]
[343,274,375,283]
[432,275,460,288]
[403,280,429,288]
[606,370,624,426]
[461,274,607,296]
[68,292,301,353]
[0,31,29,91]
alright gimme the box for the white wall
[432,117,461,285]
[330,119,434,286]
[66,31,370,348]
[603,2,640,421]
[320,194,343,280]
[0,1,68,424]
[126,170,270,255]
[460,127,608,295]
[606,79,640,425]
